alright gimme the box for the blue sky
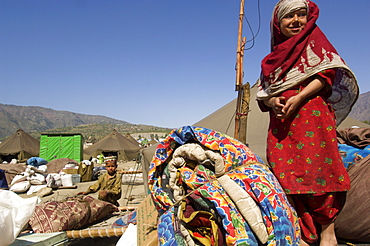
[1,0,368,128]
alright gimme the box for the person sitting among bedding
[77,159,122,206]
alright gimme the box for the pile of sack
[9,159,80,195]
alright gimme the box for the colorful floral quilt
[148,126,300,245]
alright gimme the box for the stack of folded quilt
[148,126,300,245]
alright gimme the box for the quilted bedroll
[148,126,300,245]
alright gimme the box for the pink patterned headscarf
[257,0,358,125]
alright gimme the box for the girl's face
[279,8,307,38]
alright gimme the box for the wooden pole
[118,170,143,174]
[66,227,128,238]
[234,0,246,140]
[235,0,245,91]
[239,82,250,144]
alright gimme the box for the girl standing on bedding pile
[256,0,358,245]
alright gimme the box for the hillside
[27,123,171,142]
[0,104,171,141]
[349,91,370,123]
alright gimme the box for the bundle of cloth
[148,126,300,245]
[335,127,370,242]
[337,127,370,169]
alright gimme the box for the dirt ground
[17,160,146,245]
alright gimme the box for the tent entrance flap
[102,151,118,158]
[0,154,18,163]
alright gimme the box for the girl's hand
[265,96,286,119]
[280,76,326,119]
[280,95,303,119]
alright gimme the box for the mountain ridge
[0,103,170,140]
[349,91,370,123]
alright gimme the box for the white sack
[116,223,137,246]
[27,185,48,196]
[28,173,46,185]
[46,173,62,188]
[60,174,73,187]
[0,190,40,246]
[10,174,28,186]
[9,181,31,193]
[37,165,48,173]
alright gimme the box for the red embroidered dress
[265,70,349,194]
[257,0,358,195]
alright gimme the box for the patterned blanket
[148,126,300,245]
[29,195,118,233]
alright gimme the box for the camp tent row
[0,129,142,163]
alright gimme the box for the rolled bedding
[148,126,300,246]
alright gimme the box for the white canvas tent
[84,129,142,162]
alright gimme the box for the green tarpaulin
[39,134,83,162]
